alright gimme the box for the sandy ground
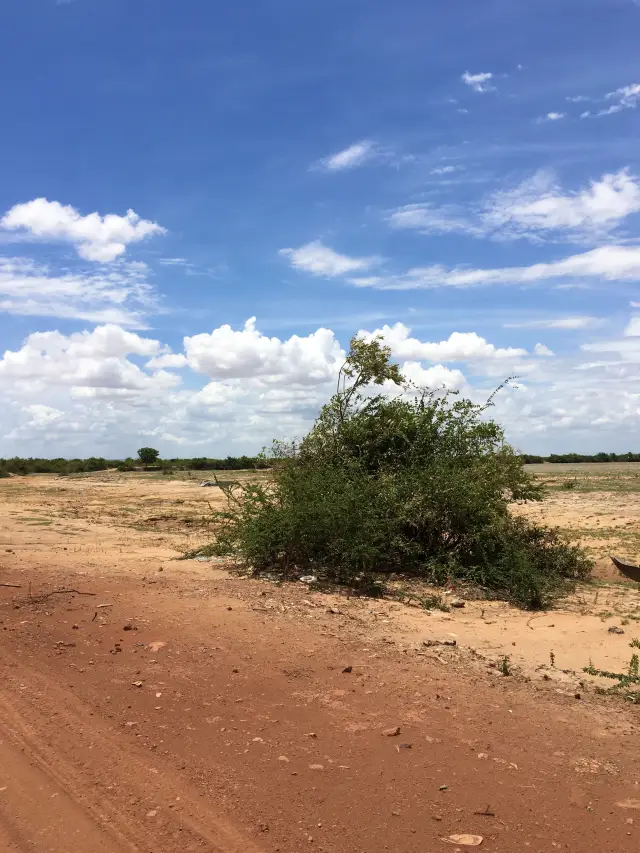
[1,472,640,852]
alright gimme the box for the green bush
[194,337,592,609]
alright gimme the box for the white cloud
[461,71,494,93]
[484,169,640,241]
[0,255,154,326]
[145,353,189,369]
[534,343,554,357]
[1,316,639,456]
[350,245,640,290]
[388,203,485,237]
[0,325,177,394]
[313,140,376,172]
[599,82,640,116]
[540,112,566,122]
[398,361,466,390]
[359,323,527,362]
[1,199,166,262]
[504,316,604,330]
[430,165,459,176]
[389,169,640,244]
[625,317,640,336]
[183,317,344,383]
[279,241,380,277]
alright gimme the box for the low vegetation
[585,639,640,703]
[196,337,591,609]
[0,454,269,478]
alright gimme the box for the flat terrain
[1,466,640,852]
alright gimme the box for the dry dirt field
[1,465,640,852]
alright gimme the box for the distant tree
[137,447,160,466]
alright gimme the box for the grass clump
[585,640,640,703]
[197,337,591,609]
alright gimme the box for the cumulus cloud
[538,112,566,122]
[313,140,377,172]
[0,325,177,394]
[1,198,166,262]
[279,241,380,277]
[183,317,344,383]
[461,71,494,93]
[359,323,527,362]
[1,316,638,456]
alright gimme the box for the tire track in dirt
[0,646,266,853]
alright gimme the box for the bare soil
[1,472,640,852]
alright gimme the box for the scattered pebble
[382,726,401,737]
[277,755,290,763]
[309,764,324,771]
[146,810,158,818]
[342,665,353,673]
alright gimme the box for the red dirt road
[1,564,639,853]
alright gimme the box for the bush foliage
[202,337,591,609]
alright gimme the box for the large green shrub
[199,337,591,608]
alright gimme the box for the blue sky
[0,0,639,456]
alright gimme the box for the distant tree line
[520,452,640,464]
[0,455,270,477]
[1,451,639,479]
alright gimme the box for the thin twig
[0,582,22,589]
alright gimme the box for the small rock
[342,666,353,673]
[439,785,448,791]
[309,764,324,771]
[608,626,625,635]
[382,726,401,737]
[146,810,158,818]
[123,624,135,631]
[147,641,166,653]
[396,743,412,751]
[451,599,466,609]
[252,737,264,743]
[277,755,290,763]
[72,624,79,630]
[442,834,483,846]
[132,681,144,688]
[307,732,318,738]
[125,721,138,728]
